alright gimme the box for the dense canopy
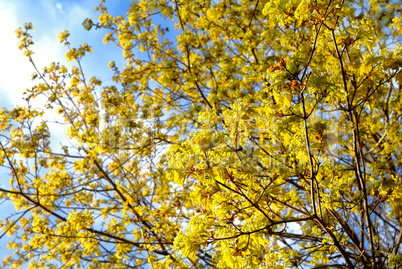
[1,0,402,268]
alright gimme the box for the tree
[1,0,402,267]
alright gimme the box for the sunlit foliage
[1,0,402,268]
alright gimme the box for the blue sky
[0,0,132,263]
[0,0,131,108]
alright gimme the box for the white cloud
[0,1,79,108]
[0,0,126,108]
[0,2,35,107]
[55,2,64,13]
[0,1,97,149]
